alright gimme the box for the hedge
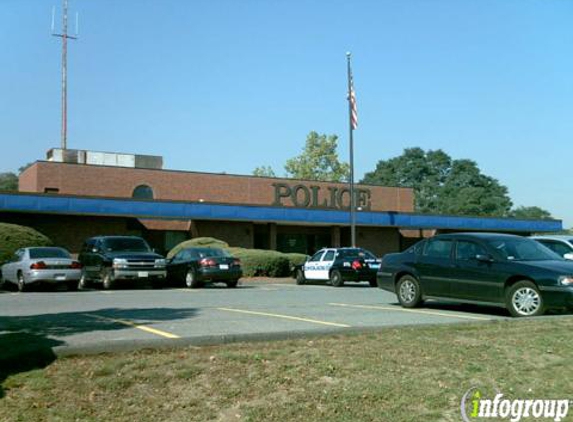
[227,248,290,277]
[167,237,308,278]
[0,223,53,264]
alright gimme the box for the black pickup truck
[77,236,167,289]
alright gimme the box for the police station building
[0,148,562,256]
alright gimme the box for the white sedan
[1,247,82,292]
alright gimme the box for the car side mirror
[563,253,573,261]
[476,254,494,263]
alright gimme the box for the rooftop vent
[46,148,163,170]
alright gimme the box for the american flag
[349,69,358,130]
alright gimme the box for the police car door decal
[304,251,325,280]
[317,250,336,280]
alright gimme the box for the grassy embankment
[1,318,572,422]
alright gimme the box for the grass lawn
[1,318,572,422]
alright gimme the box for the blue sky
[1,0,572,226]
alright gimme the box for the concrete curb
[52,318,504,357]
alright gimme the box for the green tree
[0,172,18,192]
[284,131,349,182]
[252,166,276,178]
[509,206,553,220]
[362,148,513,217]
[18,162,34,174]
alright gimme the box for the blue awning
[0,192,562,232]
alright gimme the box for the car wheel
[17,271,28,293]
[396,275,422,308]
[295,269,306,285]
[506,281,545,317]
[226,279,239,288]
[78,272,90,290]
[369,279,377,287]
[330,270,344,287]
[102,270,114,290]
[185,270,202,288]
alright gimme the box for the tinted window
[322,250,336,261]
[404,241,425,255]
[424,239,453,258]
[455,241,486,261]
[538,241,572,257]
[309,251,324,262]
[174,250,189,261]
[29,248,71,259]
[338,249,376,259]
[195,248,229,258]
[487,237,561,261]
[102,238,151,252]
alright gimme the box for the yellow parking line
[84,314,181,339]
[218,307,351,328]
[329,303,491,321]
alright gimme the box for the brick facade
[12,161,414,256]
[19,162,414,213]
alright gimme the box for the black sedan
[377,233,573,317]
[167,247,242,288]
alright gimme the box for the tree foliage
[0,172,18,192]
[361,147,513,217]
[254,131,349,182]
[509,206,553,220]
[252,166,277,178]
[284,132,349,182]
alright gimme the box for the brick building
[0,148,561,256]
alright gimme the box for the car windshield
[487,238,562,261]
[339,249,377,260]
[103,238,151,252]
[29,248,70,259]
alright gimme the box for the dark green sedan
[377,233,573,317]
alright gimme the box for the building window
[132,184,154,199]
[44,187,60,194]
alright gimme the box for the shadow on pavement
[299,280,374,288]
[0,307,197,399]
[387,300,571,318]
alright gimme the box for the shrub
[283,253,309,270]
[0,223,53,264]
[167,237,230,259]
[228,248,291,277]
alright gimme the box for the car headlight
[154,259,167,268]
[558,276,573,286]
[112,258,128,269]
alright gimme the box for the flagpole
[346,52,356,248]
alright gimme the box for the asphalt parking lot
[0,278,515,359]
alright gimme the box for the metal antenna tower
[52,0,78,150]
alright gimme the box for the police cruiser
[295,247,381,287]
